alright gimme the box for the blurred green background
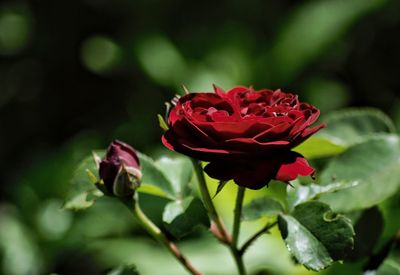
[1,0,400,274]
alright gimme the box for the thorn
[286,181,294,188]
[212,180,228,199]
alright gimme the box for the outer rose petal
[203,152,314,189]
[291,123,326,147]
[204,160,280,189]
[275,156,315,182]
[162,126,245,161]
[99,160,120,192]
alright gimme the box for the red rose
[162,86,325,189]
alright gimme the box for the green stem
[239,221,277,255]
[192,160,248,275]
[191,159,230,243]
[232,186,245,248]
[122,197,201,275]
[231,186,246,275]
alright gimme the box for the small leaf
[278,201,354,271]
[287,180,359,210]
[242,197,284,221]
[212,180,228,199]
[63,153,104,210]
[157,114,169,132]
[162,196,210,239]
[63,191,103,210]
[278,215,332,271]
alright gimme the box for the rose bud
[98,140,142,197]
[162,85,326,190]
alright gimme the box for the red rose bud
[99,140,142,197]
[162,85,326,190]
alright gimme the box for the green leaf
[287,180,359,210]
[132,153,206,239]
[319,135,400,212]
[294,108,395,159]
[294,136,346,159]
[318,108,395,146]
[242,197,284,221]
[156,156,192,198]
[162,196,210,239]
[63,154,104,210]
[278,201,354,271]
[137,153,175,200]
[137,154,193,200]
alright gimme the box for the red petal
[253,122,292,142]
[204,160,279,190]
[213,84,225,97]
[275,156,315,182]
[222,138,290,153]
[291,123,326,147]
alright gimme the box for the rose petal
[226,86,250,99]
[162,125,244,161]
[198,120,272,140]
[99,160,120,193]
[291,123,326,147]
[254,122,292,142]
[168,118,219,149]
[204,160,279,190]
[161,135,175,151]
[213,84,225,97]
[275,156,315,182]
[222,138,290,153]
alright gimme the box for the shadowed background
[0,0,399,274]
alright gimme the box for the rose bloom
[162,86,325,189]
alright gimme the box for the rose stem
[191,159,247,275]
[191,159,230,243]
[231,186,246,275]
[122,196,201,275]
[239,221,278,255]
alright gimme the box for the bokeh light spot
[36,200,73,240]
[0,10,31,55]
[303,78,350,112]
[81,35,121,74]
[135,34,186,86]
